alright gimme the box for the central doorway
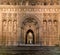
[25,29,35,44]
[21,17,40,44]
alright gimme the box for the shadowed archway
[25,29,35,44]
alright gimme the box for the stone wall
[0,5,59,46]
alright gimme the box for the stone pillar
[36,27,39,44]
[0,13,2,45]
[20,27,24,44]
[58,14,60,45]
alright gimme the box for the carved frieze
[0,5,59,13]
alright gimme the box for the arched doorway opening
[25,29,34,44]
[20,17,40,44]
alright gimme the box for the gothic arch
[20,14,40,28]
[25,29,35,44]
[20,15,40,44]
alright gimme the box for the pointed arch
[25,29,35,44]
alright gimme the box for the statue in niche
[53,20,58,32]
[27,32,33,44]
[48,20,52,33]
[43,20,47,32]
[13,20,17,32]
[3,20,7,32]
[8,20,12,32]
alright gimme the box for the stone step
[0,46,60,55]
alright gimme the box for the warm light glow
[28,32,33,37]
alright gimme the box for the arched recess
[20,17,40,44]
[25,29,34,44]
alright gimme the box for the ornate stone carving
[0,0,59,46]
[0,0,59,5]
[23,18,37,25]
